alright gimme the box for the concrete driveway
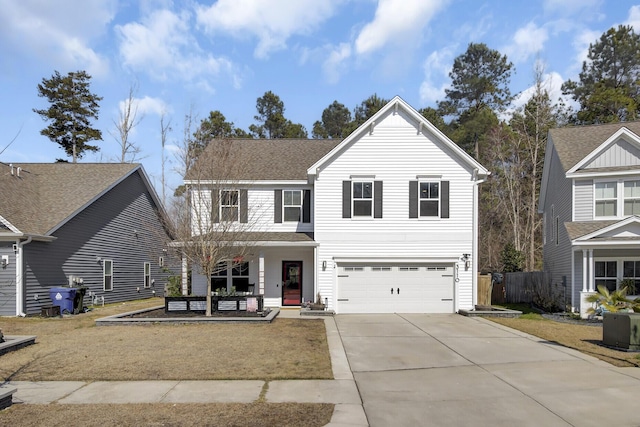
[335,314,640,427]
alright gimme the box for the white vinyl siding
[314,108,476,311]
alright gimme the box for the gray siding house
[0,162,171,316]
[539,122,640,317]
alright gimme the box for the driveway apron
[335,313,640,427]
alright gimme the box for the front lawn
[489,305,640,367]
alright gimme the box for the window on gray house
[595,260,617,292]
[595,182,617,217]
[103,259,113,291]
[624,180,640,215]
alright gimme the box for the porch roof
[565,221,619,240]
[174,232,317,247]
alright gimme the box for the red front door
[282,261,302,306]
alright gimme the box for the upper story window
[595,182,617,217]
[419,181,439,217]
[624,180,640,215]
[353,181,373,217]
[220,190,239,222]
[283,190,302,222]
[594,179,640,218]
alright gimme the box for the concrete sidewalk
[3,310,367,427]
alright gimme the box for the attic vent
[16,167,21,177]
[9,164,13,176]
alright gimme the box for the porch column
[181,252,188,296]
[588,249,595,292]
[581,249,588,292]
[258,251,265,295]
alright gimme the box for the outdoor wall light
[322,260,327,271]
[96,256,102,263]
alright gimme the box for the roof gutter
[15,236,32,316]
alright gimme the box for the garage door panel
[337,264,454,314]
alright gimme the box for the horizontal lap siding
[542,143,573,307]
[574,179,593,221]
[23,172,172,315]
[0,243,16,315]
[314,110,477,311]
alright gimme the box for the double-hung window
[419,181,439,217]
[595,260,617,293]
[232,262,250,292]
[595,182,617,217]
[624,180,640,215]
[220,190,239,222]
[283,190,302,222]
[352,181,373,217]
[103,259,113,291]
[623,260,640,294]
[144,262,151,288]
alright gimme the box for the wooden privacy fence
[503,271,551,304]
[477,274,492,306]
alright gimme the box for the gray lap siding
[0,243,17,316]
[22,171,171,315]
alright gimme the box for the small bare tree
[111,82,144,163]
[160,111,172,206]
[166,139,265,316]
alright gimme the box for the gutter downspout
[16,236,33,316]
[472,170,486,309]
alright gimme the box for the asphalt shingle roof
[0,162,139,235]
[564,221,619,240]
[549,121,640,172]
[185,139,342,181]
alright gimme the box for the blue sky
[1,0,639,198]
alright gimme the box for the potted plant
[303,292,325,310]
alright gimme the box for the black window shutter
[211,190,219,223]
[441,181,450,218]
[342,181,351,218]
[374,181,383,218]
[274,190,282,223]
[240,189,248,223]
[409,181,418,218]
[303,190,311,223]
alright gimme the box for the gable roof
[185,139,342,182]
[307,96,490,178]
[566,217,640,244]
[0,162,156,236]
[549,121,640,172]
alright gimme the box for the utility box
[603,312,640,351]
[49,287,76,314]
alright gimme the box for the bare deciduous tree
[111,82,144,163]
[160,111,172,206]
[166,139,265,316]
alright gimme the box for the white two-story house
[539,122,640,317]
[183,96,489,314]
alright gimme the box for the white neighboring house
[183,96,489,313]
[539,122,640,318]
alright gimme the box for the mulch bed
[126,308,270,318]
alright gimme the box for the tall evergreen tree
[312,100,352,139]
[33,70,103,162]
[562,25,640,124]
[249,91,307,138]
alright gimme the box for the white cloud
[0,0,114,76]
[624,5,640,30]
[131,96,169,116]
[323,43,352,84]
[196,0,342,58]
[355,0,448,56]
[419,46,456,105]
[116,9,236,88]
[509,70,565,113]
[570,29,601,73]
[503,22,549,63]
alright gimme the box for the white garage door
[336,264,454,313]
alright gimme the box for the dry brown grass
[0,298,333,381]
[0,299,335,425]
[489,316,640,367]
[0,403,334,427]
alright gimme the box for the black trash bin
[71,286,88,314]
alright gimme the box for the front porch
[184,235,318,309]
